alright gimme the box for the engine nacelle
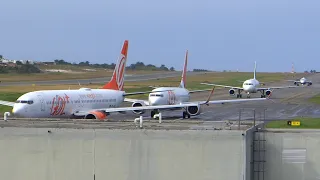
[229,89,235,95]
[85,111,106,120]
[265,90,272,96]
[186,105,202,116]
[308,82,312,86]
[131,101,147,114]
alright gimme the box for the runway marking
[280,91,310,103]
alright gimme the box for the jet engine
[229,89,235,95]
[308,82,312,86]
[186,104,201,116]
[131,101,147,114]
[84,111,107,120]
[265,90,272,96]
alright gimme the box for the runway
[1,73,319,127]
[0,71,205,86]
[106,73,320,122]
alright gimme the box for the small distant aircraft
[287,77,312,86]
[201,62,298,98]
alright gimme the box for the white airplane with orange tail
[0,40,269,120]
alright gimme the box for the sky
[0,0,319,72]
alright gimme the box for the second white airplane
[124,51,269,119]
[201,62,297,98]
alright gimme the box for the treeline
[0,61,41,74]
[193,69,209,72]
[54,59,175,71]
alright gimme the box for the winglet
[204,87,215,105]
[102,40,129,91]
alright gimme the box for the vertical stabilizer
[179,50,188,88]
[253,61,257,79]
[102,40,129,91]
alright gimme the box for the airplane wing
[200,83,243,90]
[189,89,215,93]
[73,88,268,116]
[0,100,15,107]
[257,86,298,90]
[124,89,170,96]
[123,98,150,105]
[286,80,299,83]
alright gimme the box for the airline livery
[201,62,298,98]
[0,42,269,120]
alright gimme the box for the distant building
[42,61,56,65]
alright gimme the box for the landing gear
[260,90,266,98]
[182,111,191,119]
[236,89,242,98]
[247,92,251,98]
[151,110,158,118]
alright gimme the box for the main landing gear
[236,89,242,98]
[260,90,266,98]
[247,92,251,98]
[182,111,191,119]
[151,110,191,119]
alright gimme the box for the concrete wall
[263,130,320,180]
[0,128,248,180]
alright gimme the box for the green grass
[0,92,24,114]
[265,117,320,129]
[309,94,320,104]
[0,71,295,114]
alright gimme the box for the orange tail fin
[102,40,129,91]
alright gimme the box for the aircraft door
[37,93,45,112]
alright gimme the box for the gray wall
[0,128,248,180]
[263,129,320,180]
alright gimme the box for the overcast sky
[0,0,319,72]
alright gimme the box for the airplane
[201,62,298,98]
[122,50,269,119]
[0,42,270,120]
[287,77,312,86]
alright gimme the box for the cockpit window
[15,100,33,104]
[150,94,163,97]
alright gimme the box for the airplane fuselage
[242,79,260,93]
[148,87,190,106]
[12,88,125,118]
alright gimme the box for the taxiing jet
[123,51,268,119]
[201,62,297,98]
[287,77,312,86]
[0,43,269,120]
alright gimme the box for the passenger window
[21,100,27,103]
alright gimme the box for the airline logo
[50,94,70,116]
[102,40,128,91]
[116,54,126,91]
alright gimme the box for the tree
[169,67,175,71]
[0,55,2,59]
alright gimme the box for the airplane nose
[149,97,160,106]
[12,106,22,117]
